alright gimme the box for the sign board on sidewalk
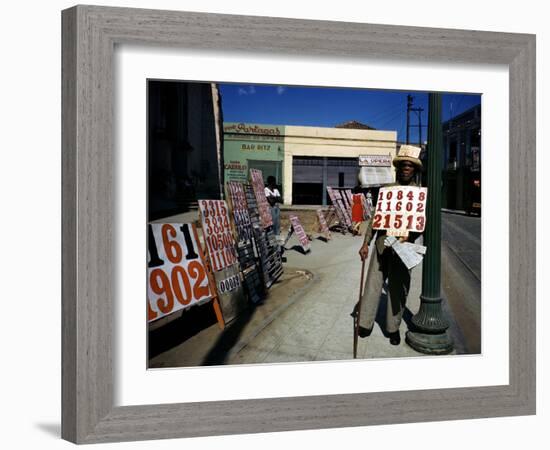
[147,223,216,323]
[249,168,273,229]
[226,181,266,304]
[198,199,248,323]
[372,186,428,237]
[244,183,283,288]
[236,241,266,304]
[316,209,331,240]
[198,199,239,272]
[226,181,253,243]
[327,186,352,228]
[287,215,311,252]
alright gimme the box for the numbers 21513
[372,213,425,231]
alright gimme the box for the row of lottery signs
[226,181,253,242]
[148,170,275,323]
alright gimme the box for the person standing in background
[366,189,374,215]
[264,175,283,237]
[351,185,365,236]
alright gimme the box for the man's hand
[359,243,369,261]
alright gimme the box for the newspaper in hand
[384,236,427,270]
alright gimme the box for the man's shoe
[389,331,401,345]
[358,326,373,338]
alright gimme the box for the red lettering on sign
[171,266,192,306]
[150,268,174,314]
[162,224,183,264]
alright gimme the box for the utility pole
[406,94,413,144]
[418,110,423,146]
[406,94,424,145]
[406,92,454,355]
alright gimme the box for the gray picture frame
[61,5,536,444]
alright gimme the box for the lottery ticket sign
[226,181,253,242]
[289,215,311,252]
[199,199,239,272]
[372,186,428,237]
[218,273,242,294]
[326,187,352,228]
[249,169,273,229]
[316,209,331,239]
[147,223,216,323]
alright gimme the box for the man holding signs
[356,145,426,346]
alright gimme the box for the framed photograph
[62,5,535,444]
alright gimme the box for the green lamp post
[406,93,454,355]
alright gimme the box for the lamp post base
[405,330,454,355]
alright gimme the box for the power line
[368,98,407,123]
[377,108,404,130]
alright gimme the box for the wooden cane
[353,257,367,359]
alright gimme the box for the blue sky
[219,83,481,143]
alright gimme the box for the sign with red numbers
[226,181,253,242]
[316,209,331,239]
[249,169,273,229]
[372,186,428,237]
[289,215,311,252]
[199,199,239,272]
[147,223,213,322]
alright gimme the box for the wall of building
[223,122,285,183]
[282,125,397,204]
[148,81,223,221]
[442,105,481,211]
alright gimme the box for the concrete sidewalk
[228,233,434,364]
[150,230,468,369]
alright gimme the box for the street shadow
[288,245,308,255]
[402,306,416,330]
[201,303,260,366]
[148,303,218,359]
[35,423,60,438]
[316,236,329,243]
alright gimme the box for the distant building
[335,120,377,130]
[223,122,398,205]
[441,104,481,211]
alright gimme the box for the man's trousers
[358,248,411,334]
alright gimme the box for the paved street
[442,212,481,281]
[441,211,481,354]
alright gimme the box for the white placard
[373,186,428,237]
[198,199,238,272]
[147,223,212,322]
